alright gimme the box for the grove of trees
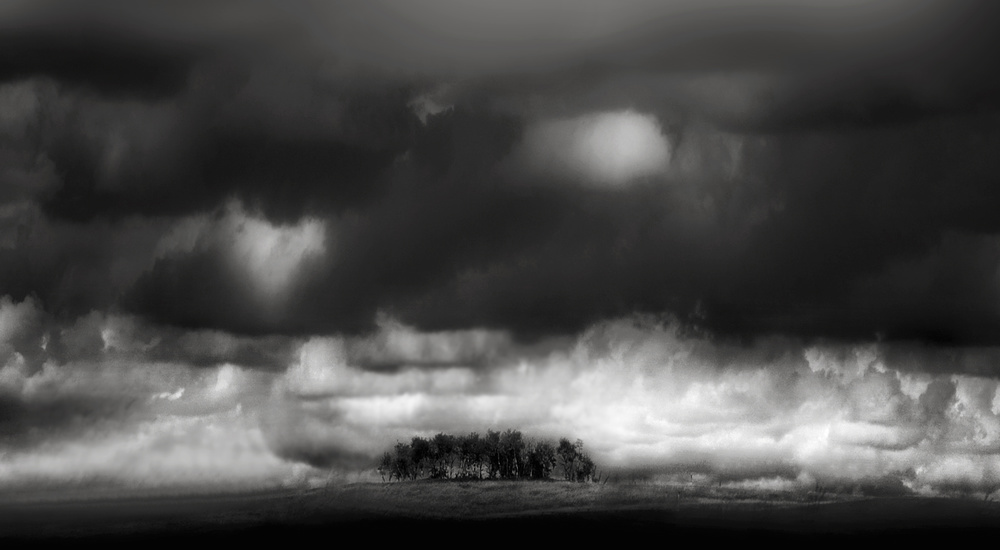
[377,429,598,483]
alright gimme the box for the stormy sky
[4,0,1000,496]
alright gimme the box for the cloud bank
[5,312,1000,494]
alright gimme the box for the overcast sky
[3,0,1000,496]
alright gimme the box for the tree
[557,438,578,481]
[557,438,595,482]
[458,432,489,479]
[378,451,393,482]
[575,452,596,483]
[486,430,502,479]
[526,440,557,480]
[391,441,414,481]
[374,429,595,483]
[410,436,432,479]
[430,433,457,479]
[498,428,525,479]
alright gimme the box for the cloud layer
[5,310,1000,494]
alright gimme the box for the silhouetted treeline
[377,429,597,482]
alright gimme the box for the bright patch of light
[153,388,185,401]
[516,109,671,187]
[408,88,453,124]
[155,201,327,306]
[0,408,300,492]
[224,204,326,303]
[212,364,237,398]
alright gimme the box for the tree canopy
[376,429,597,483]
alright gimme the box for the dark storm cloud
[0,0,275,99]
[0,1,421,225]
[394,110,1000,348]
[701,115,1000,345]
[365,115,992,346]
[56,99,1000,348]
[0,390,135,450]
[265,433,375,471]
[43,311,300,370]
[146,329,299,370]
[127,244,299,335]
[328,0,1000,130]
[321,0,973,74]
[33,69,419,224]
[0,24,199,100]
[0,295,47,373]
[125,108,549,336]
[4,0,1000,355]
[0,211,167,318]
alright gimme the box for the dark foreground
[3,482,1000,546]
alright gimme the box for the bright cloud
[0,352,304,494]
[513,110,671,187]
[0,407,304,494]
[156,200,327,306]
[7,312,1000,495]
[266,317,1000,494]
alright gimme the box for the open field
[3,480,1000,545]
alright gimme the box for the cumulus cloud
[508,110,671,187]
[0,342,305,492]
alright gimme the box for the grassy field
[4,479,1000,545]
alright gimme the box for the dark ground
[3,482,1000,546]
